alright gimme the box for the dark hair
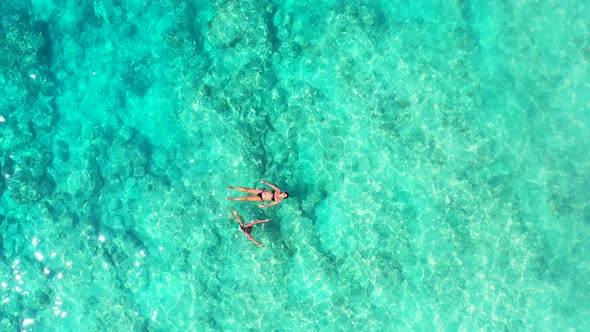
[284,192,289,198]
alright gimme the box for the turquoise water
[1,0,589,330]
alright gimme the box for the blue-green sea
[1,0,589,330]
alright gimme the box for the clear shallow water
[1,0,589,330]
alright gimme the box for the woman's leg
[228,186,260,194]
[227,196,261,202]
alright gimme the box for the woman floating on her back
[227,180,289,208]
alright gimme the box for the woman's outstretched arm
[245,233,264,247]
[260,180,280,191]
[258,201,279,209]
[245,219,269,227]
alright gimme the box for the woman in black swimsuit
[227,180,289,208]
[231,207,268,247]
